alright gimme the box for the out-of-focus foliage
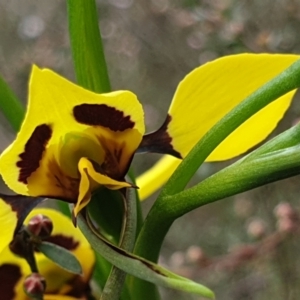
[0,0,300,299]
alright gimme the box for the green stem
[0,73,24,132]
[160,119,300,222]
[127,168,144,238]
[134,58,300,263]
[100,189,137,300]
[67,0,111,93]
[170,144,300,214]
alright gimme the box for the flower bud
[23,273,46,298]
[27,214,53,239]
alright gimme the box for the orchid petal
[136,156,181,200]
[137,54,299,199]
[74,157,133,217]
[170,54,299,160]
[0,199,18,255]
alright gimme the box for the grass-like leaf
[67,0,111,93]
[0,73,24,131]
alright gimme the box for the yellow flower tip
[73,157,134,217]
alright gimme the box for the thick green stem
[170,145,300,214]
[100,189,137,300]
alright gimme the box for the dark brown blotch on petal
[17,124,52,184]
[137,114,182,158]
[0,264,22,300]
[46,234,79,251]
[73,104,134,131]
[65,275,93,299]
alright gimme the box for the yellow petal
[74,157,132,217]
[136,156,181,200]
[0,195,42,254]
[137,54,299,199]
[0,198,18,254]
[0,66,144,200]
[45,296,79,300]
[168,53,299,160]
[0,246,30,300]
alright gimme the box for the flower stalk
[100,189,137,300]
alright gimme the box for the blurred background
[1,0,300,299]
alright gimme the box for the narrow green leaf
[78,212,214,299]
[38,241,82,275]
[0,73,24,131]
[67,0,111,93]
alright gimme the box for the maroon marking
[46,234,79,250]
[73,104,134,131]
[137,114,182,158]
[0,264,22,300]
[65,275,92,298]
[16,124,52,184]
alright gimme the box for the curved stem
[100,189,137,300]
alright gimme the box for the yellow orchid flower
[0,208,95,300]
[0,65,144,218]
[0,53,298,220]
